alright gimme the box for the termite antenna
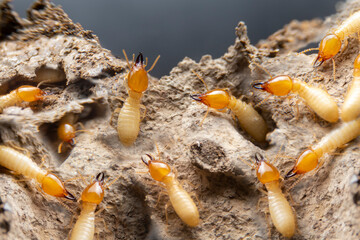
[122,49,132,69]
[136,52,144,65]
[147,55,160,73]
[190,93,202,101]
[191,69,209,91]
[298,47,319,55]
[254,152,265,164]
[252,82,265,90]
[252,62,273,78]
[96,172,105,183]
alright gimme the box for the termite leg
[257,186,268,196]
[179,179,197,189]
[95,207,108,216]
[114,96,126,102]
[199,107,210,126]
[12,176,29,182]
[189,192,203,209]
[144,179,166,189]
[256,196,267,212]
[230,112,236,122]
[284,190,298,207]
[164,200,171,225]
[96,216,109,232]
[109,108,121,126]
[331,58,337,82]
[313,157,326,175]
[341,37,349,54]
[6,142,31,158]
[155,191,167,208]
[264,210,272,239]
[36,184,51,201]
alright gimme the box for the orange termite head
[81,172,105,204]
[141,154,171,182]
[190,89,230,110]
[285,149,318,179]
[16,85,45,102]
[41,173,76,201]
[57,122,76,144]
[314,34,341,67]
[252,75,293,96]
[254,153,280,184]
[127,52,149,93]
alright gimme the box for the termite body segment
[253,75,339,122]
[286,118,360,178]
[254,153,296,238]
[0,85,45,113]
[314,10,360,67]
[117,90,142,146]
[141,154,200,227]
[341,54,360,121]
[70,172,105,240]
[0,145,75,200]
[117,52,159,146]
[190,89,268,142]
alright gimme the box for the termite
[0,145,75,201]
[307,10,360,67]
[57,114,86,153]
[252,70,339,122]
[141,154,200,227]
[341,54,360,121]
[69,172,105,240]
[190,71,268,142]
[116,51,160,146]
[285,118,360,178]
[0,85,45,113]
[253,153,296,238]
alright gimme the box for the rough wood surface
[0,0,359,239]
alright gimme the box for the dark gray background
[12,0,340,77]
